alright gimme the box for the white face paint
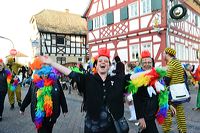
[96,56,110,75]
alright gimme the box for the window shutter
[88,20,93,31]
[195,15,198,26]
[151,0,162,11]
[107,12,114,25]
[120,6,128,20]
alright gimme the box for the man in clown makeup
[39,48,169,133]
[20,57,68,133]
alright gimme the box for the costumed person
[87,56,97,75]
[0,59,12,121]
[185,63,200,111]
[6,57,22,109]
[162,48,187,133]
[23,67,33,87]
[39,47,131,133]
[112,55,125,75]
[20,57,68,133]
[127,50,169,133]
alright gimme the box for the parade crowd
[0,47,199,133]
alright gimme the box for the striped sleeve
[166,64,174,78]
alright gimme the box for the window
[56,57,66,65]
[56,36,65,45]
[76,48,80,54]
[140,0,151,15]
[151,0,162,11]
[71,48,75,54]
[107,12,114,25]
[175,43,185,60]
[88,20,93,31]
[129,44,140,61]
[82,48,85,54]
[141,42,152,56]
[197,16,200,28]
[100,14,107,27]
[66,48,70,54]
[129,2,138,18]
[93,17,100,29]
[120,6,128,20]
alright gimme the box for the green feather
[69,66,83,74]
[156,68,167,79]
[158,89,169,106]
[126,81,139,94]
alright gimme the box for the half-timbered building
[84,0,200,66]
[30,9,88,65]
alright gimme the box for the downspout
[166,0,170,48]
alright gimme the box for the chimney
[65,9,69,13]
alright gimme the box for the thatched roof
[32,9,87,35]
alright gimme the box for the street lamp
[0,35,14,48]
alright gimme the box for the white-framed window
[140,0,151,15]
[129,1,139,18]
[100,14,107,27]
[93,17,100,29]
[129,44,140,61]
[175,43,185,60]
[141,42,152,56]
[185,47,188,61]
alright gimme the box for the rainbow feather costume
[127,67,169,124]
[5,69,19,91]
[30,58,60,129]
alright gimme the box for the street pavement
[0,87,200,133]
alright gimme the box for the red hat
[98,48,110,58]
[141,50,151,58]
[0,59,3,63]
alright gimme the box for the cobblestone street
[0,87,200,133]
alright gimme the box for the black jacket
[20,80,68,123]
[0,69,8,93]
[69,72,130,120]
[133,85,159,121]
[113,56,125,75]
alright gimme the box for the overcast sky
[0,0,90,58]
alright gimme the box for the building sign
[32,40,39,47]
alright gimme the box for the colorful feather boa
[5,69,19,91]
[127,68,169,124]
[31,58,60,129]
